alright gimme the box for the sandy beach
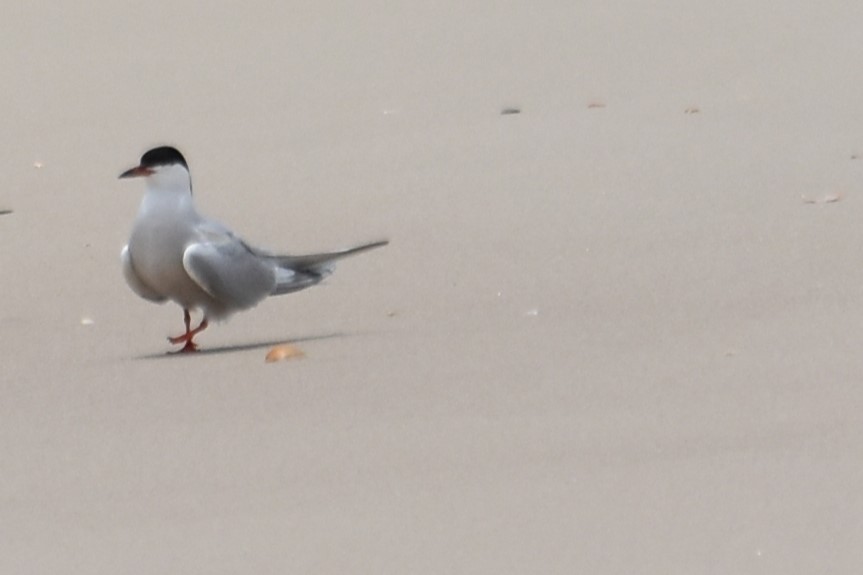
[3,1,863,572]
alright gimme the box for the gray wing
[258,239,389,296]
[182,235,277,310]
[121,245,167,302]
[270,266,328,296]
[263,240,389,272]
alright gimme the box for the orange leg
[168,309,209,352]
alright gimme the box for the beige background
[2,1,863,572]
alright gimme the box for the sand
[2,0,863,572]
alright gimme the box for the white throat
[145,163,193,196]
[139,163,195,216]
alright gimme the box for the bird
[119,145,388,352]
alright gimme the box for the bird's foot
[168,312,209,352]
[168,337,200,353]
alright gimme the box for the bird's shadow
[133,331,346,360]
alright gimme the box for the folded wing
[261,240,389,296]
[183,239,277,310]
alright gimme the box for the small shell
[265,344,305,363]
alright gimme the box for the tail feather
[265,239,388,296]
[270,239,389,271]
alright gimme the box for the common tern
[119,146,387,352]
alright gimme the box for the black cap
[139,146,188,170]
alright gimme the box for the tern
[119,146,387,352]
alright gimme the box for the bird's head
[119,146,192,193]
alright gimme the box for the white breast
[127,186,212,309]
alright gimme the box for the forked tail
[266,239,388,295]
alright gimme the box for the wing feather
[260,240,389,272]
[182,239,277,310]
